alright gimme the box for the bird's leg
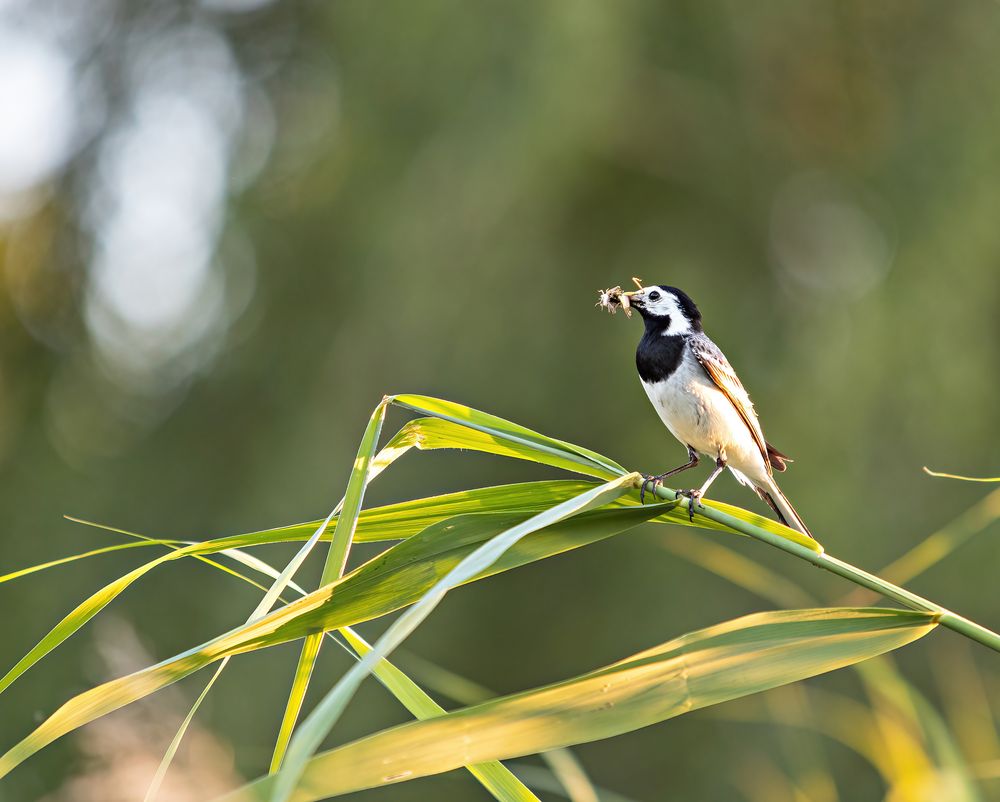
[680,455,726,521]
[640,447,699,504]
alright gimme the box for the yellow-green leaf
[225,608,937,801]
[391,396,626,479]
[268,474,641,802]
[0,501,664,779]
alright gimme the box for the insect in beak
[596,283,640,317]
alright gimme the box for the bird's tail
[754,478,812,538]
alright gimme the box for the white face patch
[637,286,693,335]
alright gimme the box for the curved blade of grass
[391,395,626,479]
[145,532,321,801]
[33,479,797,727]
[268,399,387,774]
[0,523,314,699]
[0,521,338,698]
[0,544,211,696]
[321,399,387,581]
[246,562,538,800]
[226,607,937,801]
[923,467,1000,483]
[152,400,389,796]
[166,536,540,802]
[0,496,661,778]
[20,487,759,708]
[145,659,229,801]
[253,479,610,546]
[147,510,339,802]
[263,504,664,647]
[108,540,542,802]
[145,532,336,802]
[364,418,768,545]
[127,400,391,799]
[8,478,603,698]
[168,544,540,802]
[378,422,809,551]
[385,416,620,481]
[231,551,540,801]
[269,637,323,775]
[145,536,318,800]
[334,629,537,800]
[258,472,749,545]
[0,539,176,585]
[337,629,538,801]
[266,473,641,802]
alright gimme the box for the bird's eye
[648,291,661,301]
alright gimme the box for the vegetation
[1,394,997,801]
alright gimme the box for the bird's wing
[689,335,771,473]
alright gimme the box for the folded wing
[689,335,773,474]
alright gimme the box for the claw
[679,489,704,522]
[640,474,669,504]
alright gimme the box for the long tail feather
[755,479,812,538]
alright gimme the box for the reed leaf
[268,399,387,773]
[390,394,627,479]
[164,538,540,802]
[380,416,620,481]
[3,480,624,698]
[268,473,641,802]
[225,608,937,801]
[338,629,539,801]
[148,398,387,800]
[0,498,661,778]
[0,540,177,586]
[252,479,615,545]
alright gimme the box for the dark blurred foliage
[1,0,998,799]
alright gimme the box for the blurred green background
[1,1,998,799]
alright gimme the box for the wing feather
[690,336,771,474]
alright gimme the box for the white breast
[640,354,769,484]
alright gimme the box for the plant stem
[644,480,1000,654]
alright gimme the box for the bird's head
[627,284,703,335]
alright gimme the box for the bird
[608,282,811,537]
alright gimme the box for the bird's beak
[623,290,642,309]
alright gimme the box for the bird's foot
[640,474,661,504]
[678,488,704,522]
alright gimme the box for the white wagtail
[601,282,811,537]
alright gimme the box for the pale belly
[641,361,768,483]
